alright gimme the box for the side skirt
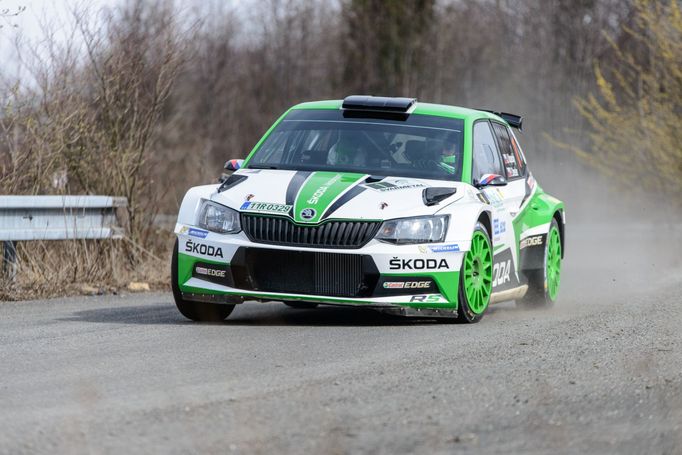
[490,285,528,304]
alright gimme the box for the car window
[491,122,524,179]
[472,121,504,181]
[257,131,287,163]
[508,129,527,176]
[248,109,465,181]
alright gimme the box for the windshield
[247,109,464,181]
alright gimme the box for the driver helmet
[328,132,366,166]
[440,139,458,166]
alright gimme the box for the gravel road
[1,223,681,454]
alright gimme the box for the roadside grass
[0,232,174,302]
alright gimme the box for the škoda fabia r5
[172,96,565,323]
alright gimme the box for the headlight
[197,201,241,234]
[375,215,448,244]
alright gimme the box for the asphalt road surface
[1,223,681,454]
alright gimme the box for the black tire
[283,301,319,309]
[517,218,561,309]
[453,222,493,324]
[171,239,235,322]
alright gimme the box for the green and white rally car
[172,96,565,323]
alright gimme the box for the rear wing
[477,109,523,131]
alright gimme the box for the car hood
[211,169,467,223]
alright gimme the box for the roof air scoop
[342,95,416,113]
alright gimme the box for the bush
[571,0,682,200]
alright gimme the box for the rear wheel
[454,222,493,323]
[171,239,235,322]
[518,218,562,309]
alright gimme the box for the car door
[471,120,519,291]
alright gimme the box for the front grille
[230,247,378,297]
[241,215,380,249]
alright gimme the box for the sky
[0,0,122,78]
[1,0,120,39]
[0,0,258,66]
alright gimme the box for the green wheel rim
[463,231,493,314]
[546,226,562,300]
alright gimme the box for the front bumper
[176,225,464,310]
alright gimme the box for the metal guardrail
[0,195,127,281]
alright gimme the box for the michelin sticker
[179,226,209,239]
[429,244,460,253]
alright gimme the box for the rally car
[172,96,565,323]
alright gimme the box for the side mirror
[475,174,507,188]
[224,159,244,172]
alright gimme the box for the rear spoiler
[478,109,523,131]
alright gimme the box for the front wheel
[171,239,235,322]
[517,218,562,309]
[454,222,493,323]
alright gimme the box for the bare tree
[4,0,671,298]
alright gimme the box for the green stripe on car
[293,171,366,223]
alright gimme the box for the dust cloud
[526,154,682,309]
